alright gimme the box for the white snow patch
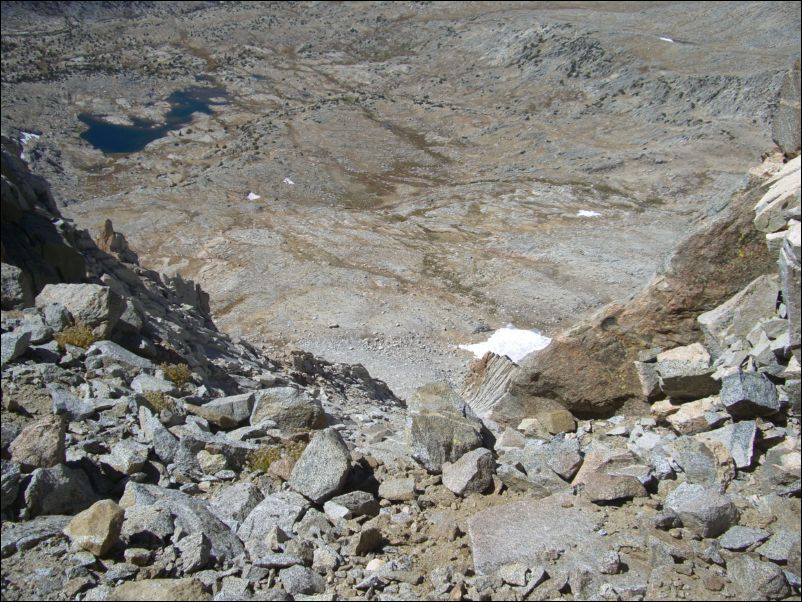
[458,324,551,363]
[247,192,261,201]
[19,131,41,160]
[577,210,601,217]
[659,36,675,43]
[283,177,295,185]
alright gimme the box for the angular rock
[48,384,95,421]
[138,407,179,464]
[131,373,177,395]
[64,499,124,557]
[467,493,604,575]
[667,437,729,486]
[727,555,790,600]
[635,360,663,401]
[193,392,254,428]
[325,490,379,518]
[665,396,723,435]
[537,408,576,434]
[288,427,351,503]
[442,448,495,496]
[120,504,175,547]
[754,157,801,233]
[772,58,801,156]
[1,460,21,511]
[780,220,801,358]
[665,482,738,538]
[407,382,484,472]
[86,340,154,370]
[279,565,325,596]
[720,371,780,417]
[719,526,771,551]
[36,283,124,338]
[1,514,70,557]
[349,526,383,555]
[249,387,325,431]
[583,471,646,503]
[238,491,308,542]
[24,464,98,517]
[378,477,416,502]
[461,352,523,425]
[176,532,210,573]
[100,439,150,475]
[654,345,718,401]
[1,262,33,309]
[545,437,583,481]
[119,482,245,562]
[698,274,780,358]
[757,529,801,564]
[1,330,31,366]
[9,414,66,471]
[696,421,757,469]
[209,482,263,531]
[108,578,211,601]
[196,450,227,474]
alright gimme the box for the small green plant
[54,323,98,350]
[246,441,307,473]
[142,390,175,413]
[160,362,192,388]
[246,446,282,473]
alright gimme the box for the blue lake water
[78,86,227,154]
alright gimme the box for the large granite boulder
[36,283,125,338]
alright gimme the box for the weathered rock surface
[407,382,485,472]
[108,578,211,601]
[249,387,325,431]
[468,494,604,575]
[35,283,124,338]
[63,499,124,557]
[9,415,65,471]
[665,483,739,538]
[288,428,351,503]
[442,448,494,496]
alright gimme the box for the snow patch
[659,36,675,43]
[247,192,261,201]
[283,177,295,185]
[577,210,601,217]
[459,324,551,363]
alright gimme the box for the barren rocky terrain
[3,1,799,397]
[2,3,801,601]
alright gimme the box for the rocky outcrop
[507,160,789,416]
[772,57,801,158]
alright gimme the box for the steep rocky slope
[2,1,799,397]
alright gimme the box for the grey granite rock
[408,382,486,473]
[238,491,308,542]
[1,514,70,557]
[468,493,604,575]
[719,525,771,550]
[1,330,31,366]
[665,482,738,538]
[279,565,325,596]
[24,464,98,518]
[288,427,351,503]
[249,387,325,432]
[720,371,780,417]
[119,482,244,563]
[442,448,495,496]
